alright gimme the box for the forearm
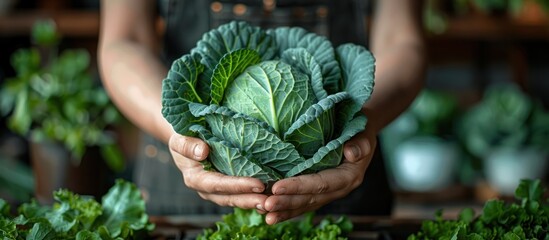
[98,40,173,143]
[363,43,425,132]
[364,0,426,133]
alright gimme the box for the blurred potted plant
[0,20,125,203]
[513,0,548,23]
[423,0,449,34]
[536,0,549,11]
[458,83,549,195]
[468,0,548,22]
[382,89,461,192]
[470,0,524,15]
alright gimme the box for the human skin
[99,0,425,225]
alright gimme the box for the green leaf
[161,53,206,135]
[10,48,41,77]
[270,27,341,93]
[230,208,263,227]
[515,179,543,203]
[95,225,113,240]
[53,189,102,230]
[280,48,328,101]
[51,50,91,82]
[100,144,125,173]
[26,222,57,240]
[190,124,283,182]
[193,21,276,82]
[0,180,152,239]
[286,115,367,177]
[284,92,352,158]
[503,232,521,240]
[75,230,102,240]
[410,178,549,239]
[31,19,60,47]
[480,200,505,223]
[38,189,102,235]
[18,200,49,220]
[223,60,315,135]
[210,49,261,105]
[335,44,375,124]
[198,208,352,239]
[8,89,32,135]
[189,103,305,179]
[458,208,475,223]
[0,199,9,217]
[45,202,77,233]
[213,141,283,183]
[0,216,18,239]
[93,179,152,238]
[485,84,532,131]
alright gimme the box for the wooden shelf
[0,10,99,38]
[428,15,549,41]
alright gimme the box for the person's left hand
[261,124,377,225]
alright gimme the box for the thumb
[343,131,372,162]
[169,134,209,161]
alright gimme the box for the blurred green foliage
[458,83,549,159]
[381,89,460,175]
[424,0,549,34]
[0,20,125,172]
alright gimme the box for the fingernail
[275,187,286,195]
[193,143,204,158]
[349,144,361,159]
[267,216,278,224]
[252,187,263,193]
[256,204,264,211]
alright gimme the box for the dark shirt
[159,0,373,63]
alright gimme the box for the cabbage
[162,21,375,183]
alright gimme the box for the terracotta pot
[30,140,114,204]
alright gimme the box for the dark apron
[134,0,393,216]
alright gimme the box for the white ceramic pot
[484,147,548,196]
[391,136,460,192]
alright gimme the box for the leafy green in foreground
[408,179,549,240]
[0,179,154,239]
[198,208,353,240]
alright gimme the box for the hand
[261,125,377,225]
[168,134,268,209]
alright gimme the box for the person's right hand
[169,134,269,210]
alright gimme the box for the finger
[264,206,318,225]
[171,152,203,175]
[343,131,371,162]
[168,136,266,195]
[184,170,265,194]
[264,194,318,212]
[170,146,207,184]
[190,172,265,194]
[256,209,267,215]
[270,166,360,195]
[168,134,209,161]
[264,189,348,212]
[198,192,268,210]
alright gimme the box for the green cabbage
[162,21,375,183]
